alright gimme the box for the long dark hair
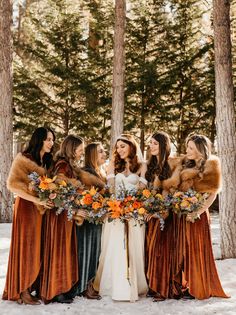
[146,131,171,183]
[24,127,55,169]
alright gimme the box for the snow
[0,213,235,315]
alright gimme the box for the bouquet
[107,183,147,225]
[73,186,109,224]
[167,188,209,221]
[28,171,78,220]
[136,189,169,230]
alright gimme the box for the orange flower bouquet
[166,188,208,221]
[107,185,147,225]
[73,187,108,224]
[28,171,79,220]
[135,189,169,230]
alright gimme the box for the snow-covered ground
[0,213,235,315]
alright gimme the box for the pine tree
[14,0,114,143]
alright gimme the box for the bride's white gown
[94,173,148,301]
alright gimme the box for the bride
[93,134,148,301]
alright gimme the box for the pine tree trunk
[0,0,13,222]
[213,0,236,258]
[110,0,126,153]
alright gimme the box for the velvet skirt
[146,213,174,298]
[172,212,228,299]
[2,197,43,300]
[75,221,102,294]
[40,210,78,302]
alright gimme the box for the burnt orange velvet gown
[2,197,43,301]
[146,212,175,299]
[172,212,228,299]
[3,153,44,301]
[40,159,78,302]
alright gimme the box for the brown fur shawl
[7,153,45,199]
[54,159,105,190]
[179,155,222,194]
[153,156,183,192]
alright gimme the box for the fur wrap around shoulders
[161,156,184,192]
[179,155,222,194]
[54,159,105,189]
[7,152,45,197]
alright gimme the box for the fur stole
[161,156,184,192]
[54,159,105,189]
[7,153,45,197]
[179,155,222,194]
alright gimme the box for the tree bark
[110,0,126,154]
[0,0,13,222]
[213,0,236,258]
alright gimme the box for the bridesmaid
[40,135,83,304]
[75,142,106,299]
[173,133,228,300]
[2,127,55,305]
[40,135,105,304]
[145,131,182,301]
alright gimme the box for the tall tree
[110,0,126,152]
[213,0,236,258]
[0,0,13,222]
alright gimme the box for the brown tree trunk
[213,0,236,258]
[110,0,126,154]
[0,0,13,222]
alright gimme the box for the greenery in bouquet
[167,188,209,220]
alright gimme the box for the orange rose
[142,189,151,198]
[92,202,102,210]
[133,200,142,209]
[82,194,93,205]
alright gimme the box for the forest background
[12,0,236,152]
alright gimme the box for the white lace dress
[93,173,148,301]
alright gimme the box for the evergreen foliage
[13,0,228,152]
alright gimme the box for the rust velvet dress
[2,153,45,301]
[145,157,182,299]
[146,213,175,299]
[172,156,228,299]
[40,159,78,302]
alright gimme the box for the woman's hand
[72,209,88,226]
[186,211,201,223]
[144,213,157,222]
[39,199,55,209]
